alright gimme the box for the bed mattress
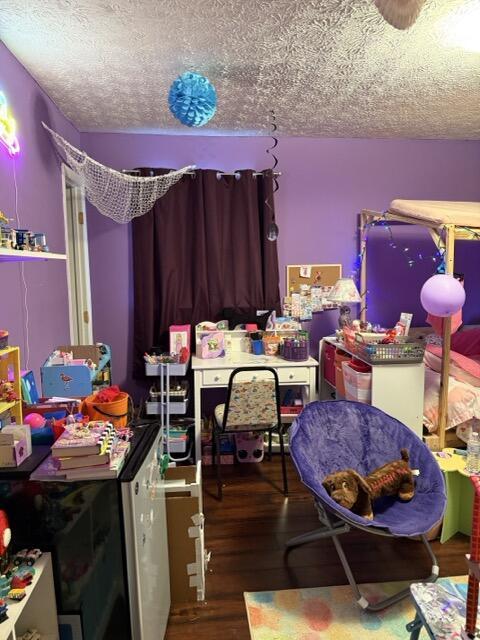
[389,200,480,227]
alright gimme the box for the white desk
[192,353,318,462]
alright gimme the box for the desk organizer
[280,336,310,361]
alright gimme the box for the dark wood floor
[166,457,469,639]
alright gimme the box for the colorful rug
[244,577,468,640]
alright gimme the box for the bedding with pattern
[423,328,480,442]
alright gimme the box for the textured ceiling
[0,0,479,138]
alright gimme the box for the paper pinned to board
[187,562,198,575]
[300,265,312,278]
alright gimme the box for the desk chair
[213,366,288,500]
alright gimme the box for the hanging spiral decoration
[265,110,279,241]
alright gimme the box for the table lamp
[328,278,362,328]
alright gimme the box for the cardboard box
[56,345,102,366]
[424,430,464,451]
[164,464,205,604]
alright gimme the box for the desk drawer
[277,368,309,384]
[202,369,285,386]
[202,367,310,387]
[202,369,231,386]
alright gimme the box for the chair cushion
[290,400,446,537]
[214,403,276,431]
[214,380,278,431]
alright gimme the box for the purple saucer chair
[287,400,446,611]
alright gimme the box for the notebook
[51,422,114,458]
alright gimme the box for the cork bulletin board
[286,264,342,294]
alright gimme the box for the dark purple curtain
[132,169,280,376]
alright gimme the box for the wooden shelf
[0,400,17,413]
[0,248,66,263]
[0,347,22,424]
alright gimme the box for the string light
[352,212,448,291]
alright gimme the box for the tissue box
[0,438,30,467]
[0,425,32,455]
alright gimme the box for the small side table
[434,448,474,543]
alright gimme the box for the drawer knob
[252,376,257,381]
[214,376,220,382]
[289,374,294,380]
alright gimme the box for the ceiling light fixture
[440,1,480,53]
[373,0,426,30]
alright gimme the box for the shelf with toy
[0,248,66,263]
[0,347,22,426]
[0,553,58,640]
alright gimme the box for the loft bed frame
[359,200,480,450]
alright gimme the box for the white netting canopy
[43,123,194,224]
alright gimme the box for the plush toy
[234,432,264,463]
[0,511,11,558]
[0,380,17,403]
[322,448,415,520]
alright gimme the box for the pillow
[425,345,480,388]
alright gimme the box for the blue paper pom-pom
[168,72,217,127]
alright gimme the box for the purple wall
[0,43,79,379]
[82,132,480,395]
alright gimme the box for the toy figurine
[338,305,352,328]
[0,598,7,623]
[0,381,17,403]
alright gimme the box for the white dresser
[319,337,425,438]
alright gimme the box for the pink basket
[341,361,372,403]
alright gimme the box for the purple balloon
[420,274,466,317]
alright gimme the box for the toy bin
[334,349,351,397]
[342,360,372,404]
[323,342,336,387]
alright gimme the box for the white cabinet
[0,554,58,640]
[319,337,424,438]
[120,429,170,640]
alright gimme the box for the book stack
[32,421,130,481]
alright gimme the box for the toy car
[25,549,42,566]
[13,548,42,567]
[7,588,25,601]
[13,549,29,566]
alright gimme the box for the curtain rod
[123,169,281,179]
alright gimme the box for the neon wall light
[0,92,20,155]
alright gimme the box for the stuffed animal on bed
[322,449,415,520]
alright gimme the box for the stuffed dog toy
[322,448,414,520]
